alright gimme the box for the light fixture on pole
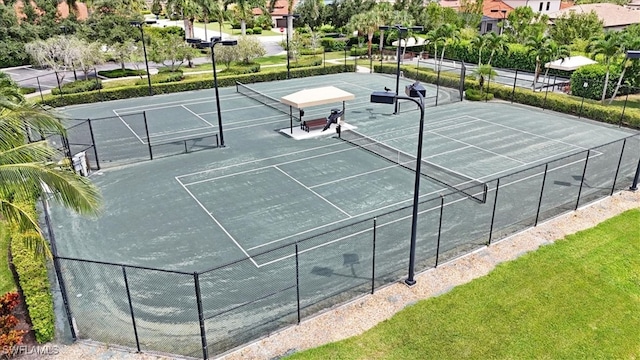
[378,24,424,114]
[578,81,588,118]
[490,9,507,35]
[283,14,300,79]
[370,82,426,286]
[130,21,153,96]
[200,37,238,147]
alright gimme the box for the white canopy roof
[544,56,597,71]
[280,86,355,109]
[391,37,427,47]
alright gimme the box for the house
[547,3,640,31]
[502,0,562,14]
[481,0,513,34]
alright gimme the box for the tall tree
[347,10,380,58]
[525,33,552,90]
[436,23,460,72]
[470,33,487,65]
[608,30,640,103]
[587,32,622,103]
[541,39,570,86]
[506,7,547,43]
[0,73,101,256]
[484,32,508,66]
[549,11,603,46]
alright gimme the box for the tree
[525,33,552,90]
[148,33,197,71]
[435,23,460,72]
[549,11,603,46]
[296,0,323,30]
[228,0,261,36]
[151,0,163,18]
[0,73,101,256]
[608,31,640,103]
[484,32,508,66]
[25,37,76,90]
[470,33,487,65]
[587,32,622,103]
[541,39,570,87]
[347,10,380,58]
[73,38,106,79]
[458,0,483,29]
[472,64,497,96]
[505,7,548,43]
[236,35,266,64]
[166,0,201,39]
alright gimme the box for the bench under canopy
[280,86,355,134]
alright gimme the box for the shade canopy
[391,37,426,47]
[280,86,355,109]
[544,56,597,71]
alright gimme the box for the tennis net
[236,81,299,120]
[340,130,488,203]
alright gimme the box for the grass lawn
[0,223,16,294]
[288,209,640,359]
[192,21,281,38]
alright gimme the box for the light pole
[130,21,153,96]
[200,37,238,147]
[379,25,423,114]
[371,82,426,286]
[578,81,588,118]
[283,14,300,79]
[60,25,78,81]
[490,9,507,35]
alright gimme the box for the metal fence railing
[45,132,640,359]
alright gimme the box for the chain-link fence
[46,131,640,359]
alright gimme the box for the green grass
[288,209,640,360]
[0,223,16,294]
[192,21,281,37]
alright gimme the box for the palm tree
[608,32,640,104]
[587,32,622,103]
[525,33,551,91]
[375,2,394,53]
[0,73,101,256]
[166,0,202,39]
[541,39,569,88]
[436,23,459,72]
[348,10,381,58]
[484,32,508,66]
[472,64,497,96]
[470,34,486,65]
[229,0,260,36]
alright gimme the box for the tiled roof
[547,3,640,27]
[483,0,514,19]
[7,0,88,22]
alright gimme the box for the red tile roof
[483,0,514,19]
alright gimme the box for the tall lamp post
[379,24,423,114]
[490,9,507,35]
[130,21,153,96]
[370,82,426,286]
[283,14,300,79]
[200,37,238,147]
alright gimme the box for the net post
[295,243,301,324]
[487,178,500,245]
[193,272,208,360]
[611,138,626,195]
[459,62,466,102]
[121,266,141,352]
[143,111,153,160]
[629,154,640,191]
[534,163,549,226]
[87,119,100,170]
[371,217,376,294]
[435,195,444,267]
[184,139,188,154]
[575,150,591,209]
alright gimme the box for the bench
[300,118,327,132]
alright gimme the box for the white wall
[503,0,561,13]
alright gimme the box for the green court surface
[50,72,640,357]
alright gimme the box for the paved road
[2,18,286,94]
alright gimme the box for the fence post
[193,272,208,360]
[143,111,153,160]
[575,150,591,209]
[619,87,630,127]
[511,69,518,103]
[87,119,100,170]
[344,47,347,72]
[371,218,376,294]
[435,196,444,267]
[41,197,76,340]
[630,155,640,191]
[435,68,441,107]
[487,178,501,245]
[370,55,373,74]
[36,76,44,102]
[611,139,627,195]
[295,244,301,324]
[534,164,549,226]
[122,267,141,352]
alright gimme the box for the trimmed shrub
[19,87,36,95]
[98,68,146,78]
[300,48,324,55]
[222,63,261,75]
[51,79,102,95]
[289,56,322,68]
[246,28,254,35]
[252,27,262,34]
[135,71,184,85]
[570,64,621,100]
[38,64,355,107]
[350,47,368,56]
[320,38,346,52]
[465,88,493,101]
[10,207,55,344]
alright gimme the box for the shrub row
[375,64,640,128]
[221,63,261,75]
[135,71,184,85]
[51,79,103,95]
[39,64,355,107]
[289,56,322,69]
[98,68,147,78]
[465,88,493,101]
[10,204,55,344]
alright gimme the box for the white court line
[175,177,258,267]
[112,110,145,144]
[468,115,589,150]
[274,166,352,217]
[428,130,527,165]
[181,105,216,127]
[309,163,401,189]
[147,126,214,138]
[423,145,472,159]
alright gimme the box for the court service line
[181,105,216,127]
[147,126,214,139]
[468,115,589,150]
[112,110,145,144]
[175,177,259,267]
[428,130,527,165]
[273,166,352,217]
[308,163,404,189]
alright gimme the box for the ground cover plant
[288,209,640,359]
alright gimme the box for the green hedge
[221,63,261,75]
[289,56,322,69]
[10,206,55,344]
[98,68,146,78]
[39,64,355,107]
[52,80,102,95]
[375,64,640,128]
[135,71,183,85]
[465,88,493,101]
[570,64,621,100]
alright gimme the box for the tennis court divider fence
[46,133,640,359]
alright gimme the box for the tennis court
[48,72,639,357]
